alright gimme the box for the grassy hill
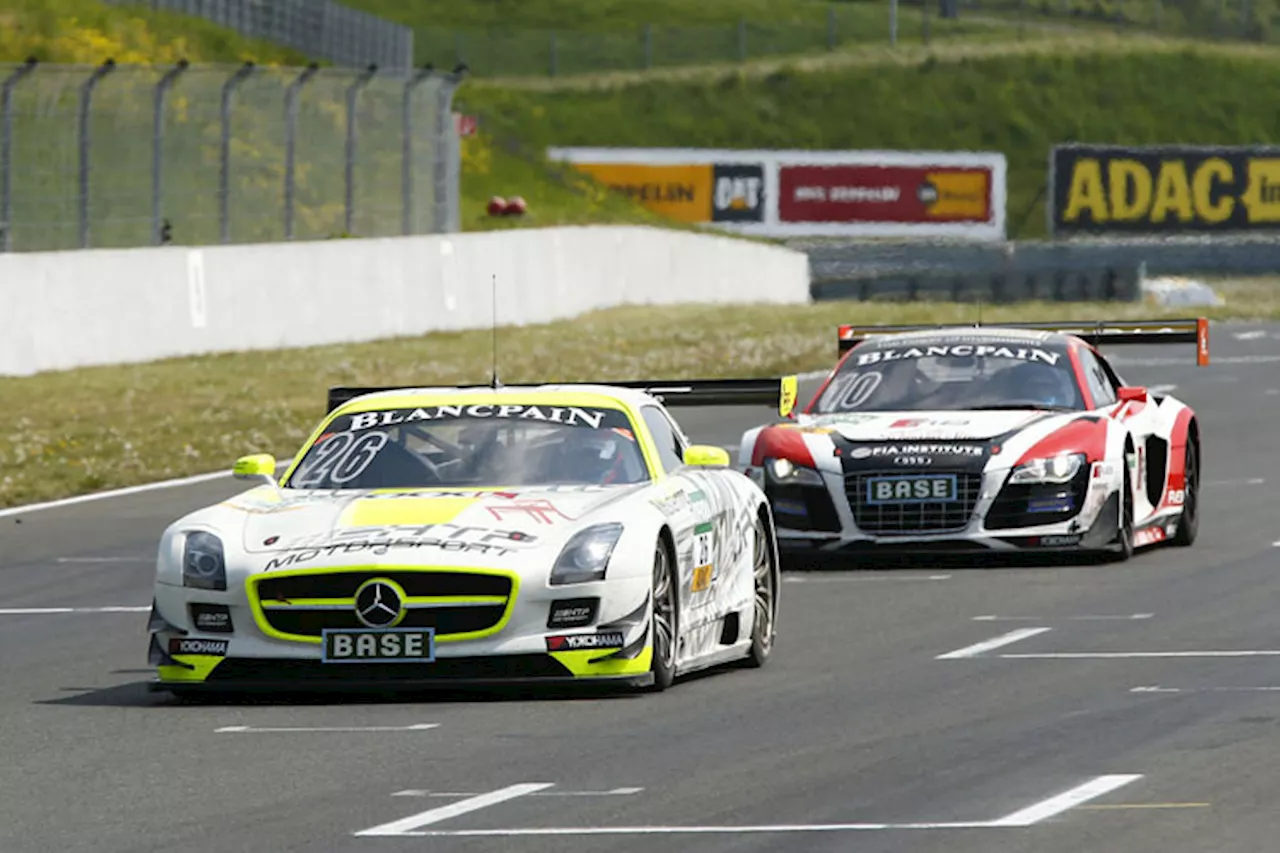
[342,0,994,75]
[457,37,1280,238]
[0,0,307,63]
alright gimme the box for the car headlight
[766,457,825,487]
[1009,453,1086,485]
[550,523,624,586]
[183,531,227,591]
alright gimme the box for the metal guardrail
[0,62,464,253]
[107,0,415,72]
[801,237,1280,301]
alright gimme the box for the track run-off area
[5,323,1280,853]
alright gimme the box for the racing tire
[1171,440,1199,547]
[742,515,778,669]
[1108,466,1135,562]
[647,538,678,692]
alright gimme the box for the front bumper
[147,566,655,692]
[768,463,1121,555]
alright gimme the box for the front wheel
[742,516,777,668]
[648,539,678,691]
[1106,465,1135,562]
[1171,440,1199,547]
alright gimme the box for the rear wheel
[648,540,678,691]
[743,516,777,668]
[1171,440,1199,547]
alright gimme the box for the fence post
[737,17,747,62]
[643,24,653,69]
[151,59,189,246]
[432,67,467,234]
[549,32,558,77]
[78,59,116,250]
[1,57,36,253]
[344,64,377,237]
[827,7,837,50]
[890,0,899,45]
[922,1,932,44]
[401,65,436,236]
[283,63,320,241]
[219,62,255,244]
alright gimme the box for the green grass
[0,277,1271,509]
[0,0,308,64]
[456,40,1280,238]
[345,0,996,75]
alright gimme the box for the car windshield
[284,402,650,490]
[814,337,1085,413]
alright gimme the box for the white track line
[1004,650,1280,659]
[401,822,995,836]
[1132,686,1280,694]
[937,628,1051,659]
[988,775,1143,827]
[355,783,555,836]
[974,614,1152,622]
[217,723,438,733]
[394,788,644,798]
[55,557,150,564]
[0,471,230,519]
[0,606,149,615]
[0,461,291,520]
[786,574,951,583]
[374,774,1139,837]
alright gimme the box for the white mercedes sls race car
[738,319,1209,562]
[147,379,795,695]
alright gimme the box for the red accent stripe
[1014,417,1108,466]
[1158,408,1196,510]
[750,425,817,468]
[1068,343,1095,411]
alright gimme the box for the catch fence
[0,61,464,253]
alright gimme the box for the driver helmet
[1004,362,1073,407]
[563,430,631,483]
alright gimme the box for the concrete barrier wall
[0,226,811,377]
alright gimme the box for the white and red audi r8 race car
[738,319,1209,562]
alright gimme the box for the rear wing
[837,318,1210,366]
[609,377,798,416]
[327,376,799,417]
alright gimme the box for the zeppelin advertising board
[1050,144,1280,236]
[547,148,1008,240]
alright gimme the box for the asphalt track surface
[6,323,1280,853]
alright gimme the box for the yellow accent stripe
[549,646,654,678]
[156,655,223,683]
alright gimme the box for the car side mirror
[233,453,278,483]
[1117,386,1148,403]
[683,445,731,467]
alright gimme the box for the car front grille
[844,470,983,534]
[248,568,515,642]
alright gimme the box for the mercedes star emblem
[354,578,405,628]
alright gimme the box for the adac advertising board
[547,148,1008,240]
[1050,144,1280,236]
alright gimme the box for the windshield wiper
[967,402,1075,412]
